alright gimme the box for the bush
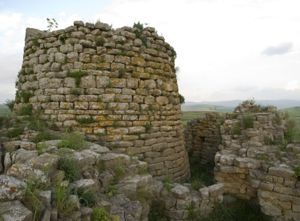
[189,156,215,186]
[19,91,33,103]
[91,208,111,221]
[33,130,58,143]
[74,188,96,207]
[6,127,24,138]
[28,117,47,131]
[57,158,80,182]
[112,164,125,183]
[5,100,15,111]
[285,119,297,142]
[18,104,33,116]
[58,132,87,150]
[105,185,118,198]
[133,21,147,46]
[67,70,87,87]
[242,115,254,129]
[54,185,76,217]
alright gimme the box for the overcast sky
[0,0,300,103]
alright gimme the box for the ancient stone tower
[15,21,190,181]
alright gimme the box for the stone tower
[15,21,190,181]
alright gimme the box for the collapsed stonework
[214,102,300,221]
[14,21,189,181]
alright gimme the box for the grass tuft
[57,157,80,182]
[58,132,87,150]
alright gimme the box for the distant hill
[182,99,300,111]
[0,104,10,117]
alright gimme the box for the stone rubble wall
[14,21,189,181]
[214,104,300,221]
[0,131,222,221]
[184,112,222,165]
[162,183,224,220]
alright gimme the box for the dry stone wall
[162,183,224,220]
[215,102,300,221]
[14,21,189,181]
[184,112,222,166]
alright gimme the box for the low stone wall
[162,183,224,220]
[184,112,222,165]
[214,102,300,220]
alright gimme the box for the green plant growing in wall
[179,94,185,104]
[46,18,58,32]
[70,88,82,96]
[32,38,40,47]
[133,21,147,46]
[112,163,125,183]
[18,69,26,77]
[19,91,33,103]
[18,104,33,116]
[242,115,254,129]
[162,176,172,191]
[59,34,66,44]
[67,70,87,87]
[6,126,24,139]
[145,122,152,133]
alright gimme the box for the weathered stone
[0,175,26,201]
[7,163,49,184]
[170,184,190,199]
[0,200,32,221]
[71,179,98,192]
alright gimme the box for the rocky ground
[0,115,223,221]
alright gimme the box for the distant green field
[284,107,300,142]
[181,111,207,125]
[0,104,10,117]
[182,104,233,112]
